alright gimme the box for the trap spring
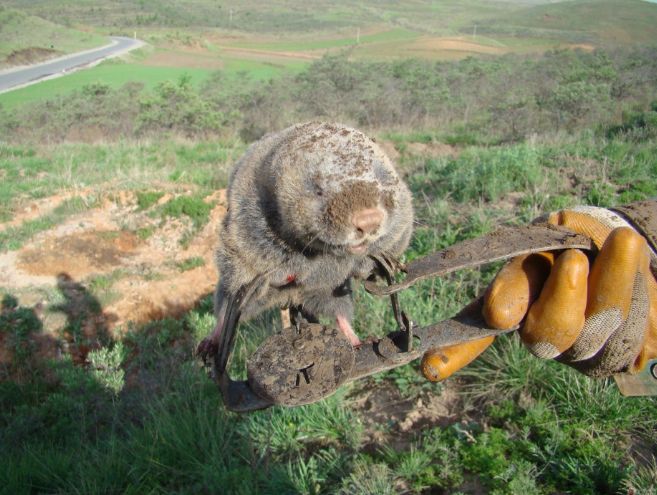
[211,224,595,412]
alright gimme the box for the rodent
[197,121,413,360]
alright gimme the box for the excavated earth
[0,188,226,368]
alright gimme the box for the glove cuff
[612,200,657,279]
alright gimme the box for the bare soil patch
[1,188,227,334]
[18,230,141,278]
[351,380,461,448]
[218,45,322,62]
[3,47,62,67]
[141,50,225,69]
[406,141,458,157]
[407,36,507,56]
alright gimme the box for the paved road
[0,36,144,93]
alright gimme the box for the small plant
[160,195,213,229]
[135,226,155,240]
[0,294,41,372]
[136,190,164,210]
[87,342,125,395]
[623,459,657,495]
[175,256,205,272]
[53,195,97,215]
[0,215,58,251]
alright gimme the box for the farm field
[0,55,306,110]
[2,1,657,494]
[0,24,574,110]
[4,0,657,109]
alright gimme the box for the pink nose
[352,208,384,235]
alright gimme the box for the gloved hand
[422,203,657,381]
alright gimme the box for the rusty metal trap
[201,224,655,412]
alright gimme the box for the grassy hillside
[3,0,530,32]
[6,0,657,42]
[481,0,657,43]
[0,7,106,68]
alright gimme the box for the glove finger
[559,227,651,376]
[421,336,495,382]
[632,275,657,372]
[547,209,613,249]
[521,249,589,358]
[483,252,554,329]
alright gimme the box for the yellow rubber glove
[422,205,657,380]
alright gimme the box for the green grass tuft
[136,190,164,210]
[160,195,213,229]
[175,256,206,272]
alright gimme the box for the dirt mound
[1,189,227,336]
[4,47,62,66]
[18,230,141,278]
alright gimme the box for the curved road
[0,36,144,94]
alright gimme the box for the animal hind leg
[336,314,362,347]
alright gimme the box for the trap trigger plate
[247,323,355,406]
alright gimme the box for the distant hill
[0,7,106,68]
[479,0,657,43]
[4,0,656,46]
[1,1,560,33]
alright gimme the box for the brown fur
[214,121,413,329]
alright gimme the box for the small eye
[314,184,324,197]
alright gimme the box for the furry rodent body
[207,121,413,350]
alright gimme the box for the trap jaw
[209,224,616,413]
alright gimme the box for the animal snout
[352,208,384,236]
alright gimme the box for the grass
[136,190,164,210]
[0,196,98,251]
[159,194,213,228]
[87,269,128,305]
[0,52,307,110]
[0,60,215,110]
[220,55,307,79]
[0,7,106,66]
[0,140,239,251]
[484,0,657,44]
[3,253,655,493]
[0,140,240,223]
[226,27,418,52]
[175,256,206,272]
